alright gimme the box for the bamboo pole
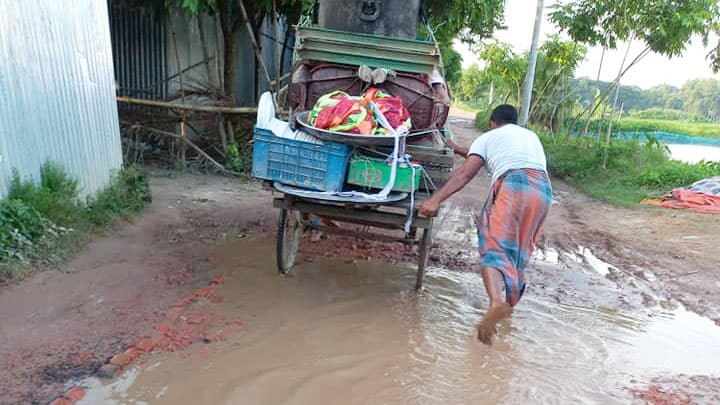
[130,124,241,175]
[169,11,187,163]
[237,0,274,89]
[116,96,258,114]
[603,40,633,169]
[273,0,281,92]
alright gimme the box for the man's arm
[419,155,484,217]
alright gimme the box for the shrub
[1,163,151,280]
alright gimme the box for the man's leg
[477,267,512,344]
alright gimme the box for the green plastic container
[346,156,422,192]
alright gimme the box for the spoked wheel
[276,209,303,274]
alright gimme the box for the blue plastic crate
[252,127,352,191]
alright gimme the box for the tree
[423,0,506,44]
[529,36,586,129]
[550,0,720,124]
[681,79,720,121]
[167,0,312,102]
[457,64,487,103]
[438,41,463,89]
[477,41,527,106]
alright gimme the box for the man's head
[489,104,518,129]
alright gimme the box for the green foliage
[628,108,700,122]
[636,160,720,188]
[86,166,152,227]
[169,0,217,14]
[423,0,505,44]
[680,78,720,121]
[475,110,492,132]
[476,40,527,105]
[438,41,462,88]
[529,36,587,129]
[8,163,84,226]
[227,143,252,173]
[550,0,720,72]
[0,200,51,261]
[458,36,584,130]
[537,131,720,206]
[1,164,151,280]
[457,64,487,103]
[572,77,720,122]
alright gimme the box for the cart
[272,184,434,290]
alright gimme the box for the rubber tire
[276,209,301,274]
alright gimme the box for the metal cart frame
[273,193,433,290]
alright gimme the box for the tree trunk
[488,82,495,107]
[169,11,187,163]
[519,0,544,126]
[279,26,292,80]
[273,0,281,91]
[218,0,236,101]
[603,40,633,169]
[582,46,606,136]
[237,0,273,102]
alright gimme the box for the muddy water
[81,238,720,404]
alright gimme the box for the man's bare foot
[476,303,513,345]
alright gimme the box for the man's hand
[419,155,484,218]
[444,138,469,158]
[419,198,441,217]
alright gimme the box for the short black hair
[490,104,518,126]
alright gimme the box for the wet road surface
[78,237,720,404]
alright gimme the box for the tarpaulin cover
[661,176,720,214]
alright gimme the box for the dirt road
[1,110,719,404]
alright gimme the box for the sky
[453,0,720,89]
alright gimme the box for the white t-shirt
[468,124,547,184]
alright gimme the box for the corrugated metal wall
[109,3,167,100]
[108,2,295,108]
[0,0,123,198]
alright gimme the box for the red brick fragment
[64,386,86,401]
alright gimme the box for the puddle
[533,247,559,264]
[613,304,720,376]
[578,245,618,277]
[535,245,618,278]
[80,238,720,404]
[77,366,142,404]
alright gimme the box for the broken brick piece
[110,352,131,367]
[64,386,86,401]
[137,338,154,352]
[98,363,120,379]
[48,398,73,405]
[123,347,143,361]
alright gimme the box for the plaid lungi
[477,169,552,306]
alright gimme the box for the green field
[537,130,720,206]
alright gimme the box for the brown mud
[0,109,719,404]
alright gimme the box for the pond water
[612,131,720,164]
[666,143,720,164]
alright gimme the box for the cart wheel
[277,209,302,274]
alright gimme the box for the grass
[0,163,151,281]
[589,118,720,139]
[538,131,720,206]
